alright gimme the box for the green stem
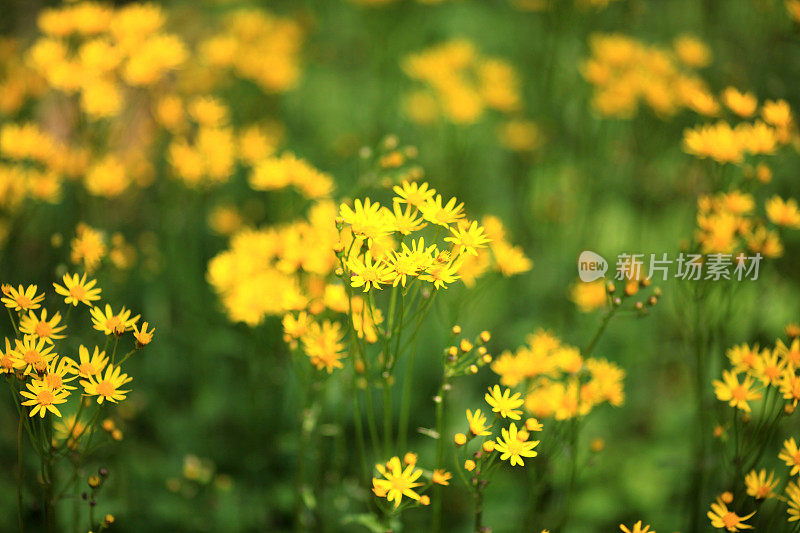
[431,379,449,533]
[17,411,24,533]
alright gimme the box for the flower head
[133,321,155,347]
[2,284,45,312]
[707,497,754,531]
[466,408,492,436]
[19,309,66,343]
[713,370,761,412]
[14,334,57,376]
[53,273,101,307]
[744,469,778,500]
[90,304,140,335]
[80,364,132,404]
[20,380,69,418]
[494,422,539,466]
[485,385,524,420]
[371,456,424,508]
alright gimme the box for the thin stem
[17,411,25,533]
[431,379,449,533]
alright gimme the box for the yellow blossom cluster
[713,337,800,413]
[1,278,153,424]
[581,33,716,118]
[207,197,341,327]
[491,329,624,420]
[402,40,523,125]
[199,9,304,93]
[0,38,46,114]
[683,99,794,163]
[694,190,794,257]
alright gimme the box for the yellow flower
[371,456,423,508]
[445,220,490,256]
[725,343,763,374]
[776,338,800,368]
[485,385,524,420]
[72,345,108,378]
[19,309,66,343]
[90,304,140,335]
[393,181,436,208]
[494,422,539,466]
[347,251,392,292]
[133,321,155,347]
[1,284,44,312]
[0,337,23,375]
[389,203,427,235]
[466,408,492,436]
[779,438,800,476]
[761,99,792,128]
[779,370,800,406]
[432,469,451,486]
[301,320,345,372]
[14,334,56,376]
[744,469,778,499]
[619,521,654,533]
[766,196,800,228]
[80,364,132,404]
[707,497,754,531]
[722,87,757,117]
[787,480,800,522]
[53,273,102,307]
[20,380,69,418]
[420,194,465,227]
[71,223,107,272]
[674,34,711,68]
[340,198,392,243]
[752,349,786,386]
[713,370,761,412]
[420,257,462,289]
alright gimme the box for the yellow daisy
[20,380,69,418]
[53,272,102,307]
[80,364,132,404]
[1,284,45,312]
[19,309,67,343]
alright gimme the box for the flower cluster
[492,329,625,420]
[402,40,523,126]
[683,99,793,164]
[581,33,714,118]
[371,454,435,509]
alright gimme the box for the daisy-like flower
[384,248,421,288]
[445,220,490,256]
[776,338,800,368]
[420,194,465,227]
[0,337,23,375]
[725,344,763,374]
[766,196,800,228]
[90,304,140,335]
[53,273,102,307]
[301,320,345,373]
[1,284,45,312]
[339,198,392,242]
[779,438,800,475]
[393,180,436,208]
[787,481,800,522]
[35,357,78,391]
[347,251,392,292]
[72,345,108,378]
[744,469,778,499]
[133,321,155,347]
[432,469,452,486]
[466,408,492,436]
[780,370,800,407]
[389,203,427,235]
[419,257,462,289]
[20,381,69,418]
[712,370,761,412]
[620,521,655,533]
[14,334,56,376]
[371,456,423,508]
[485,385,524,420]
[752,349,786,386]
[494,422,539,466]
[54,414,90,448]
[19,309,67,343]
[80,365,132,404]
[707,497,754,531]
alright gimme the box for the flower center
[96,380,115,397]
[70,286,86,300]
[722,512,739,528]
[16,295,31,308]
[24,350,40,364]
[105,316,121,331]
[37,390,54,405]
[731,385,749,401]
[35,322,53,338]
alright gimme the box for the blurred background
[2,0,800,531]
